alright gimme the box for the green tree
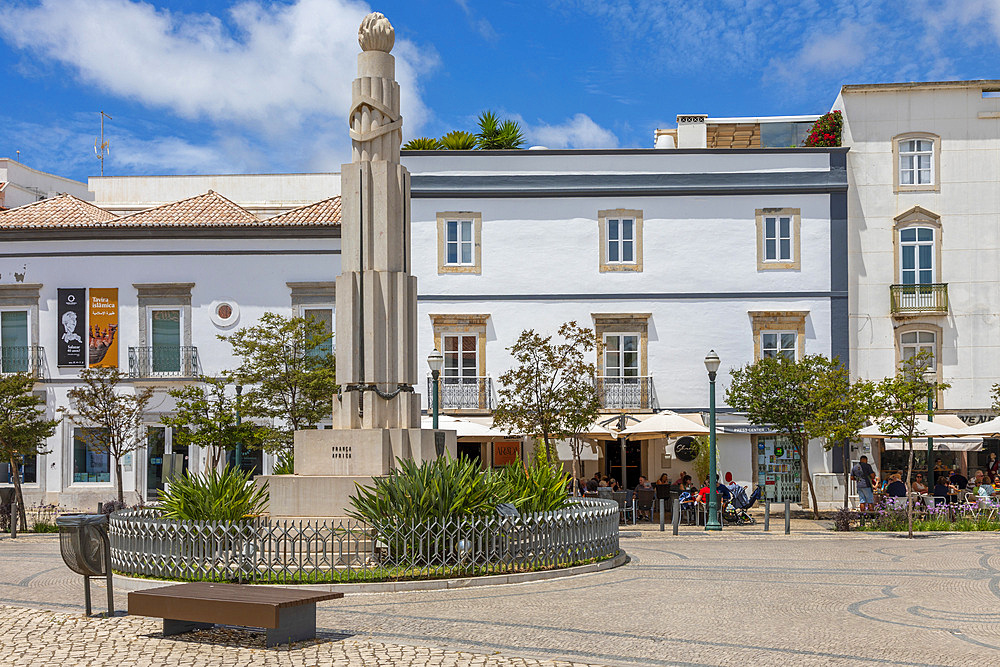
[402,137,439,150]
[493,321,600,481]
[475,110,526,149]
[220,312,336,453]
[438,130,477,150]
[64,367,154,504]
[160,376,271,472]
[0,374,59,531]
[727,354,876,518]
[871,351,949,537]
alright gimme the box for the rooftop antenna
[15,150,20,163]
[95,111,112,176]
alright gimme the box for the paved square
[2,529,999,665]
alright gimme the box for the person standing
[852,455,877,506]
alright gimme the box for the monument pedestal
[261,427,457,519]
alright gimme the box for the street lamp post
[427,349,443,430]
[235,384,243,471]
[704,350,722,531]
[925,372,934,493]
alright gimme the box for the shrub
[31,521,59,533]
[832,506,855,531]
[402,137,439,150]
[496,455,570,514]
[159,467,268,522]
[804,110,842,147]
[273,450,294,475]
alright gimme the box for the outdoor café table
[128,582,343,647]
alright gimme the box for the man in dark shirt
[932,475,955,503]
[852,455,877,505]
[886,474,907,498]
[950,468,968,491]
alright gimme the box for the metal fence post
[764,500,770,531]
[784,500,791,535]
[659,499,665,532]
[672,499,680,536]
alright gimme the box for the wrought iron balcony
[128,346,200,378]
[427,375,494,411]
[890,283,948,315]
[0,346,45,378]
[595,376,655,410]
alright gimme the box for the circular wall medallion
[210,299,240,328]
[674,436,700,462]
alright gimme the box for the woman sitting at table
[886,473,907,498]
[933,475,957,503]
[912,473,928,494]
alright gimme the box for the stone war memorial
[261,12,457,519]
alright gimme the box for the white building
[838,79,1000,478]
[1,158,91,210]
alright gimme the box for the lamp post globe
[704,350,722,531]
[427,349,444,430]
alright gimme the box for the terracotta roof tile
[0,194,117,228]
[264,196,341,226]
[111,190,260,227]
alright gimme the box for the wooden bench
[128,582,343,647]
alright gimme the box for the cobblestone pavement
[3,530,1000,666]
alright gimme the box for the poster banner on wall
[89,288,119,367]
[57,288,86,367]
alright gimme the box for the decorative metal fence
[109,498,619,584]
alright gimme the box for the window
[0,310,29,373]
[604,334,639,378]
[150,309,181,373]
[0,455,36,485]
[755,208,800,270]
[73,427,110,483]
[304,308,333,357]
[893,133,940,192]
[606,218,635,265]
[761,331,797,360]
[900,330,936,370]
[437,212,482,274]
[598,209,643,272]
[446,220,474,266]
[899,139,933,186]
[763,214,793,262]
[900,227,934,285]
[444,334,478,381]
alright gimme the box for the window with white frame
[900,330,936,370]
[606,217,636,265]
[899,138,934,186]
[899,227,935,284]
[604,333,639,378]
[761,331,797,360]
[73,427,111,483]
[443,334,478,383]
[763,214,793,262]
[445,219,475,266]
[0,310,30,373]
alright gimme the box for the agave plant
[402,136,440,150]
[496,456,571,514]
[348,456,501,526]
[475,110,525,150]
[438,130,477,150]
[159,466,268,522]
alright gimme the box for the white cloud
[523,113,619,149]
[0,0,438,173]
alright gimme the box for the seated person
[969,469,986,492]
[886,473,907,498]
[598,477,610,488]
[636,475,652,490]
[932,475,957,503]
[950,468,968,491]
[934,458,948,472]
[911,473,928,494]
[585,478,599,493]
[657,473,670,485]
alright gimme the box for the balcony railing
[0,346,44,378]
[427,376,494,411]
[595,376,655,410]
[890,283,948,314]
[129,346,200,378]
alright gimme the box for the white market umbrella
[420,415,511,441]
[618,411,710,440]
[954,415,1000,437]
[859,419,963,439]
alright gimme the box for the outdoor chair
[654,484,671,518]
[597,487,613,499]
[611,491,635,524]
[634,488,655,522]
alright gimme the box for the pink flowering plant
[804,110,842,147]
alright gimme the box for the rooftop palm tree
[402,137,439,150]
[475,111,525,150]
[438,130,477,150]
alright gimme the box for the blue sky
[1,0,998,182]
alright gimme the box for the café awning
[617,411,709,440]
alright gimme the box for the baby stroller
[723,484,761,525]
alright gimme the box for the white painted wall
[840,83,1000,412]
[0,159,92,209]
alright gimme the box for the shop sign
[89,288,119,367]
[723,424,776,434]
[57,288,86,367]
[493,440,520,467]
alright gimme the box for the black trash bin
[56,514,114,616]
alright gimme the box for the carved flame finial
[358,12,394,53]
